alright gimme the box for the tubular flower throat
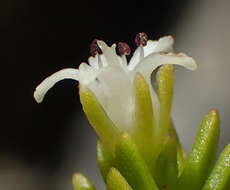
[34,33,197,153]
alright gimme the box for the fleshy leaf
[202,144,230,190]
[72,173,96,190]
[177,145,187,177]
[132,72,155,165]
[115,133,159,190]
[97,141,114,181]
[154,135,178,189]
[79,86,118,153]
[107,167,133,190]
[155,65,175,149]
[168,120,187,176]
[173,110,220,190]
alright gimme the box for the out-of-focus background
[2,0,230,189]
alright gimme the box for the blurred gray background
[2,0,230,189]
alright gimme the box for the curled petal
[34,68,79,103]
[134,53,197,79]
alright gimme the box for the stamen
[117,42,131,56]
[90,39,102,56]
[135,32,148,47]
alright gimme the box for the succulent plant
[34,33,230,190]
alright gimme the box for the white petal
[89,65,135,130]
[79,62,91,72]
[149,81,160,123]
[88,56,99,69]
[34,68,79,103]
[143,40,158,57]
[97,41,120,67]
[153,36,174,53]
[100,54,108,67]
[134,53,197,79]
[117,55,129,73]
[78,63,99,85]
[128,36,174,71]
[143,36,174,57]
[128,47,144,71]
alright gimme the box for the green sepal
[115,133,159,190]
[97,141,114,181]
[107,167,133,190]
[132,72,155,166]
[154,135,178,189]
[72,173,96,190]
[173,109,220,190]
[79,86,118,153]
[202,144,230,190]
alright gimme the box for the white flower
[34,34,197,132]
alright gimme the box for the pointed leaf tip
[173,109,220,190]
[79,86,118,153]
[202,144,230,190]
[72,173,96,190]
[107,167,133,190]
[97,141,114,181]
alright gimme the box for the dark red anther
[90,39,102,56]
[117,42,131,56]
[135,32,148,47]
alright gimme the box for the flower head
[34,33,230,190]
[34,33,197,154]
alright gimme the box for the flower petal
[128,47,144,71]
[78,62,100,85]
[92,65,135,130]
[97,41,120,67]
[134,53,197,80]
[143,36,174,57]
[34,68,79,103]
[88,56,99,70]
[128,36,174,71]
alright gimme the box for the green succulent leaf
[173,109,220,190]
[107,167,133,190]
[168,120,187,176]
[157,64,174,118]
[133,72,155,165]
[154,135,178,189]
[79,86,118,153]
[97,141,114,181]
[72,173,96,190]
[177,145,187,176]
[115,133,159,190]
[156,65,174,136]
[202,144,230,190]
[154,65,176,161]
